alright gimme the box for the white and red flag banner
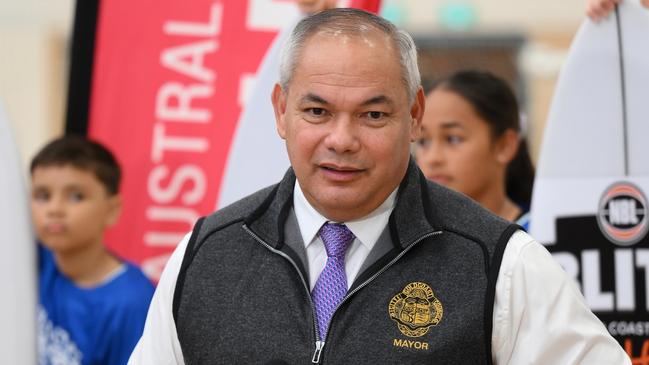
[66,0,382,280]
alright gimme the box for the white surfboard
[529,0,649,355]
[0,101,36,364]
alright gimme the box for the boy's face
[31,165,121,254]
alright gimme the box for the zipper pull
[311,341,325,363]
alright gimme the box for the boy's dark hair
[30,135,121,195]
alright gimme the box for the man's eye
[366,111,385,120]
[308,108,326,117]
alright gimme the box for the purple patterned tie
[312,223,355,338]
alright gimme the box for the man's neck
[293,180,397,250]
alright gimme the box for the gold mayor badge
[389,282,443,337]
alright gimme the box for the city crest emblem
[389,282,443,337]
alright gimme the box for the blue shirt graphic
[38,246,154,365]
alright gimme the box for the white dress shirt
[129,184,630,365]
[293,182,397,290]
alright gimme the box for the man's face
[273,31,424,222]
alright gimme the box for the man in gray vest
[129,8,630,365]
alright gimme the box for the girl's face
[415,88,510,202]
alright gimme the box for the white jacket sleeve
[128,233,190,365]
[492,230,631,364]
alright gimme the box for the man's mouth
[319,163,364,181]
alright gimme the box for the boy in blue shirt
[30,136,154,365]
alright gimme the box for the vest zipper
[244,223,442,364]
[242,224,324,363]
[312,340,325,363]
[343,230,443,300]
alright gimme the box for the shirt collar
[293,181,397,251]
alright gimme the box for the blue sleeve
[105,306,149,365]
[103,268,154,365]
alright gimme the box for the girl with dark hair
[415,70,535,230]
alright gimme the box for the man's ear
[496,129,520,165]
[409,86,426,142]
[272,83,288,140]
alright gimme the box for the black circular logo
[597,182,648,246]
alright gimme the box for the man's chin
[311,190,374,221]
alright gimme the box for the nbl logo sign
[597,182,649,246]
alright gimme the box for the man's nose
[323,115,360,153]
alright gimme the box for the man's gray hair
[279,8,420,102]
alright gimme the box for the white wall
[0,0,74,170]
[395,0,588,33]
